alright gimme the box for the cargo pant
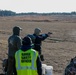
[7,56,16,75]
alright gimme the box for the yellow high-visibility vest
[15,49,38,75]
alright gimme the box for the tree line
[0,10,76,16]
[0,10,16,16]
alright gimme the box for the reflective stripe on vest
[16,50,37,70]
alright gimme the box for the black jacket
[33,34,48,54]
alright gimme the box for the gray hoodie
[8,26,22,57]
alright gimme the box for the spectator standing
[7,26,22,75]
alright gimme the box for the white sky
[0,0,76,13]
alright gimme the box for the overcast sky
[0,0,76,13]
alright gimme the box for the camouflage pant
[7,56,16,75]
